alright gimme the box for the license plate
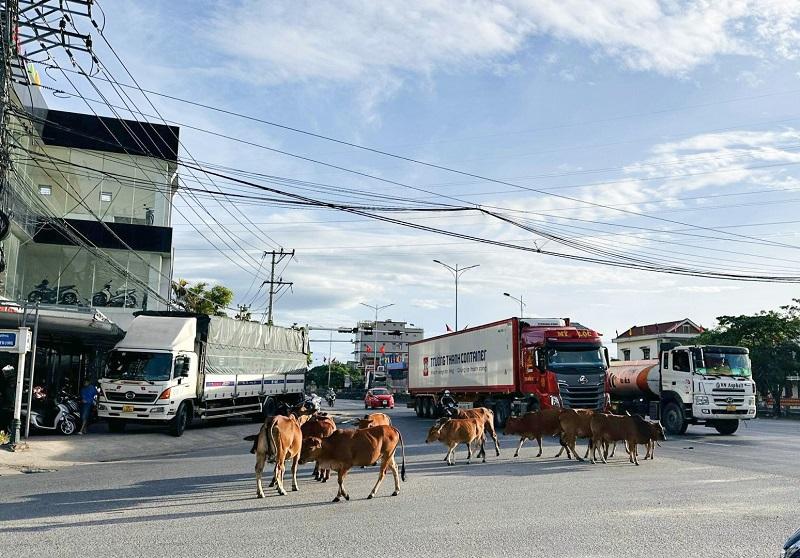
[122,404,134,413]
[726,405,736,412]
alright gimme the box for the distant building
[612,319,704,361]
[352,319,423,390]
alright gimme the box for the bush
[0,430,9,445]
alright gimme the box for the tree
[171,279,233,316]
[695,300,800,415]
[306,362,363,390]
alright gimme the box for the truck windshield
[105,351,173,382]
[546,348,604,368]
[695,352,752,377]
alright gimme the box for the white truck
[608,344,757,435]
[98,312,309,436]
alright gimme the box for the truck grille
[713,396,745,406]
[105,391,158,404]
[558,381,604,410]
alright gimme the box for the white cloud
[207,0,800,88]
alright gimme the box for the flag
[446,324,453,332]
[379,344,386,354]
[366,345,373,353]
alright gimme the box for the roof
[615,319,703,340]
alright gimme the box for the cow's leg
[255,452,266,499]
[487,421,501,456]
[275,460,287,496]
[478,435,486,460]
[554,434,572,459]
[608,441,616,459]
[313,461,320,481]
[570,436,584,462]
[339,469,351,501]
[466,440,473,464]
[368,457,390,499]
[388,455,401,496]
[333,468,345,502]
[514,436,526,458]
[291,454,300,492]
[590,437,599,464]
[583,439,592,460]
[631,440,640,465]
[535,436,543,458]
[447,443,457,465]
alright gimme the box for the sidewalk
[0,404,360,476]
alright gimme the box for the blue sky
[39,1,800,362]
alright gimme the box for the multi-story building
[612,318,704,361]
[0,80,179,392]
[353,319,424,390]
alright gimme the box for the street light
[503,292,527,317]
[360,302,394,389]
[433,260,479,331]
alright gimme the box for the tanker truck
[608,344,756,435]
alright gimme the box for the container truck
[408,318,609,426]
[608,344,757,435]
[98,311,309,436]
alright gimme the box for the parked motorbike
[92,280,137,308]
[22,387,81,435]
[27,279,79,305]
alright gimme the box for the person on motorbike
[79,380,98,435]
[326,387,336,405]
[439,390,458,417]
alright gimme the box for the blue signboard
[0,332,16,348]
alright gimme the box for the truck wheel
[527,398,540,413]
[423,397,433,418]
[661,402,686,435]
[414,399,422,417]
[169,404,190,437]
[713,420,739,435]
[494,401,512,428]
[107,419,126,433]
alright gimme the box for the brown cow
[299,425,406,502]
[358,413,392,429]
[426,418,486,465]
[556,408,597,461]
[456,407,500,457]
[590,413,655,465]
[607,420,665,461]
[503,409,566,457]
[302,414,337,481]
[244,414,309,498]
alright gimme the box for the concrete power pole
[262,249,294,325]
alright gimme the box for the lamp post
[503,292,526,317]
[359,302,394,389]
[433,260,479,331]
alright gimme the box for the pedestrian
[79,379,98,435]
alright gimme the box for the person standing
[79,379,98,435]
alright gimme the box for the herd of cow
[243,406,666,503]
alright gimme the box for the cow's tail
[394,427,406,482]
[267,418,279,462]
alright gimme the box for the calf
[358,413,392,429]
[302,414,337,481]
[503,409,565,457]
[456,407,500,456]
[299,425,406,502]
[607,420,666,460]
[426,418,486,465]
[244,414,308,498]
[556,408,596,461]
[590,413,653,465]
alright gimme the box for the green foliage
[0,430,8,445]
[695,300,800,406]
[171,279,233,316]
[307,362,363,390]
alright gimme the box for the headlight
[694,395,709,406]
[786,541,800,558]
[550,395,561,407]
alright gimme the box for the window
[662,352,669,369]
[673,350,691,372]
[38,185,51,196]
[100,191,113,202]
[680,324,692,334]
[622,349,631,361]
[641,347,651,359]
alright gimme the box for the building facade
[353,319,424,390]
[612,318,704,361]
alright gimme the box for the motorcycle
[438,400,459,419]
[326,391,336,408]
[92,280,137,308]
[22,388,81,435]
[27,279,79,305]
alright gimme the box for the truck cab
[518,320,609,412]
[660,345,756,434]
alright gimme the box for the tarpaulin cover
[204,316,309,376]
[115,315,197,352]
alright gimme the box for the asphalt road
[1,401,796,558]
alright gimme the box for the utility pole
[262,249,294,325]
[503,292,526,317]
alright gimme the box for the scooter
[326,392,336,408]
[438,401,459,419]
[92,280,137,308]
[27,279,79,305]
[22,388,81,435]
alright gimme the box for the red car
[364,388,394,409]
